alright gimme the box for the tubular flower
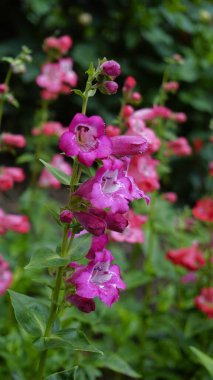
[69,250,126,307]
[166,242,205,271]
[59,113,112,166]
[195,288,213,318]
[75,156,149,213]
[129,155,160,193]
[111,209,148,243]
[192,198,213,223]
[0,256,13,296]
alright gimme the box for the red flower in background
[166,242,205,271]
[195,288,213,318]
[192,198,213,223]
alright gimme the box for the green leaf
[88,89,97,97]
[8,290,49,336]
[190,346,213,377]
[72,89,84,98]
[97,353,141,378]
[34,328,103,355]
[46,367,78,380]
[25,247,69,270]
[70,234,92,261]
[39,159,71,186]
[16,153,34,164]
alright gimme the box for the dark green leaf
[25,247,69,270]
[70,234,92,261]
[34,328,103,355]
[39,159,71,186]
[46,367,78,380]
[97,353,141,378]
[8,290,49,336]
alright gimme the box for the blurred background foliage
[0,0,212,203]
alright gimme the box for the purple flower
[74,208,128,236]
[76,157,149,213]
[100,60,121,79]
[111,135,148,156]
[69,250,126,307]
[67,294,95,313]
[99,81,118,95]
[59,113,112,166]
[87,234,109,259]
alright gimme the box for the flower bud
[106,125,120,137]
[0,83,8,94]
[122,105,134,118]
[131,92,142,104]
[100,60,121,79]
[123,76,136,92]
[99,81,118,95]
[67,294,95,313]
[60,210,73,223]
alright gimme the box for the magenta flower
[69,250,126,307]
[0,256,13,296]
[76,157,149,213]
[87,234,109,259]
[59,113,112,166]
[74,208,128,236]
[100,60,121,79]
[67,294,95,313]
[111,135,148,156]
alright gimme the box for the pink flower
[163,81,179,92]
[39,154,72,189]
[106,125,120,137]
[0,256,13,296]
[69,249,126,307]
[172,112,187,123]
[131,108,156,121]
[36,58,77,96]
[195,288,213,318]
[100,60,121,79]
[4,167,25,182]
[43,35,72,55]
[67,294,95,313]
[153,105,173,119]
[111,209,147,243]
[59,113,112,166]
[167,137,192,156]
[0,133,26,148]
[163,192,178,203]
[76,157,149,213]
[0,172,13,191]
[129,155,160,193]
[111,135,148,156]
[32,121,65,137]
[0,209,7,235]
[4,214,30,233]
[166,242,205,271]
[131,92,142,103]
[192,198,213,223]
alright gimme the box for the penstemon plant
[9,58,149,379]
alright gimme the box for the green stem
[0,67,12,134]
[35,73,93,378]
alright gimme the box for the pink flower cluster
[32,121,66,137]
[0,167,25,191]
[0,208,30,235]
[0,256,13,296]
[36,58,78,100]
[43,35,72,55]
[0,133,26,149]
